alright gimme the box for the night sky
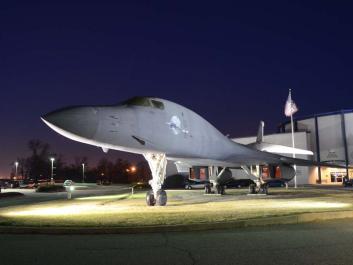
[1,1,353,177]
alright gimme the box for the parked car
[5,180,20,189]
[343,177,353,187]
[162,174,187,189]
[225,179,255,189]
[0,180,8,189]
[185,179,210,190]
[19,180,37,189]
[266,179,287,188]
[133,182,150,190]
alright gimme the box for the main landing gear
[143,153,168,206]
[204,183,225,195]
[146,189,167,206]
[205,166,227,195]
[249,183,268,195]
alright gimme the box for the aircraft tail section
[256,121,265,143]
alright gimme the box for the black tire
[249,184,256,194]
[215,185,225,195]
[220,185,225,195]
[257,184,268,195]
[262,185,269,195]
[146,190,156,206]
[156,189,167,206]
[204,184,211,194]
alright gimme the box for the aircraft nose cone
[41,106,99,139]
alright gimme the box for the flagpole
[289,89,297,189]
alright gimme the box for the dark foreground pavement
[2,219,353,265]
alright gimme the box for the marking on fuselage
[167,115,189,136]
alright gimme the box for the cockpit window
[123,97,165,110]
[124,97,152,107]
[151,100,165,110]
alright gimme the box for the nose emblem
[167,115,189,135]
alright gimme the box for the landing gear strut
[206,166,227,195]
[143,153,168,206]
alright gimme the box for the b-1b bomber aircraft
[42,97,346,206]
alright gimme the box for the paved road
[0,184,131,208]
[2,219,353,265]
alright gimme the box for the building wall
[318,114,346,163]
[296,118,318,161]
[345,113,353,165]
[281,111,353,185]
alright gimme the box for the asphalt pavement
[1,218,353,265]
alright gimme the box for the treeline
[10,140,151,183]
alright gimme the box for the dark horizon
[1,1,353,177]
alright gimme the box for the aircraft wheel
[205,184,212,194]
[264,185,269,195]
[249,184,256,194]
[146,190,156,206]
[259,185,268,195]
[156,189,167,206]
[215,185,225,195]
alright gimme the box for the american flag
[284,89,298,117]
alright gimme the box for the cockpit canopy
[123,97,165,110]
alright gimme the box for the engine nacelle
[217,168,233,185]
[279,164,296,181]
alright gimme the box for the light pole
[82,163,85,183]
[50,157,55,183]
[14,161,19,179]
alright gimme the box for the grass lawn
[0,188,353,227]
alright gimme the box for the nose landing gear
[143,153,168,206]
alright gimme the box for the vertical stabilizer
[256,121,265,143]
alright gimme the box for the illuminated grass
[0,188,353,227]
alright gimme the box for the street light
[126,166,137,173]
[82,163,85,183]
[50,157,55,183]
[14,161,19,179]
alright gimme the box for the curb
[1,210,353,235]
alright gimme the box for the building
[234,110,353,185]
